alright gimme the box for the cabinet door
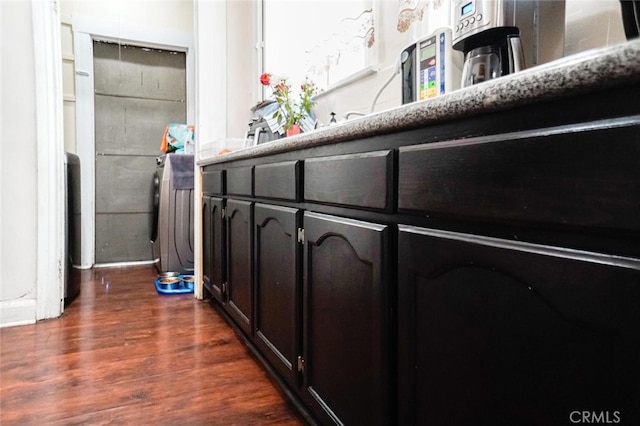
[202,196,225,303]
[254,204,301,387]
[226,199,254,336]
[398,226,640,425]
[202,196,213,296]
[302,212,390,426]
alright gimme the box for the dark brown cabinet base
[202,81,640,425]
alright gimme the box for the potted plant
[260,73,318,136]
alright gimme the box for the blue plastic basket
[154,274,195,295]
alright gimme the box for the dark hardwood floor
[0,265,305,425]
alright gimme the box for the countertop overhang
[198,39,640,167]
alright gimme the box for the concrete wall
[93,42,186,264]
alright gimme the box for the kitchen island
[199,39,640,425]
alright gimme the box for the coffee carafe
[459,28,524,86]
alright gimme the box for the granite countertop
[198,38,640,167]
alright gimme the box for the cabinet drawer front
[304,150,393,210]
[398,122,640,231]
[202,170,224,195]
[255,161,300,201]
[226,166,253,196]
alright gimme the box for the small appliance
[620,0,640,40]
[401,27,462,104]
[452,0,565,87]
[246,105,281,146]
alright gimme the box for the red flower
[260,73,271,86]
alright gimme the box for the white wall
[313,0,626,125]
[195,0,258,159]
[198,0,451,143]
[61,15,77,153]
[201,0,625,143]
[227,0,259,139]
[61,0,194,33]
[313,0,453,122]
[1,0,39,326]
[565,0,626,56]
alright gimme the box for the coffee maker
[452,0,565,87]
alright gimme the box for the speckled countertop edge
[198,39,640,167]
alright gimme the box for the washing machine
[150,153,195,274]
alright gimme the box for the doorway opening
[92,41,186,265]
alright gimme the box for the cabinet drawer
[304,150,393,210]
[226,166,253,196]
[202,170,225,195]
[255,160,300,201]
[398,123,640,231]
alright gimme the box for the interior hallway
[0,265,305,425]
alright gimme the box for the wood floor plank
[0,265,305,425]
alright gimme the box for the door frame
[73,15,194,268]
[33,0,65,320]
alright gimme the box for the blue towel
[169,154,194,190]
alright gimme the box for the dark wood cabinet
[304,151,394,211]
[398,225,640,425]
[202,196,225,303]
[302,212,390,426]
[225,199,254,336]
[201,80,640,425]
[254,203,302,387]
[398,121,640,233]
[255,161,300,201]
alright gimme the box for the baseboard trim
[93,259,158,269]
[0,299,37,328]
